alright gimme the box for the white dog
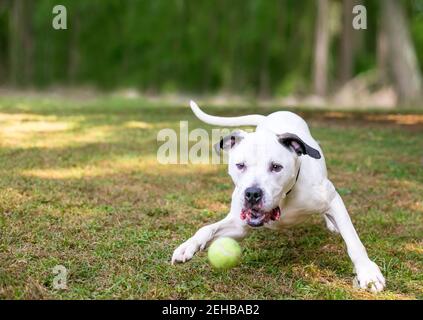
[172,101,385,292]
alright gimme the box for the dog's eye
[236,163,245,170]
[270,163,283,172]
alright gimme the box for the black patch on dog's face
[214,130,246,155]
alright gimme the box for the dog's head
[215,129,321,227]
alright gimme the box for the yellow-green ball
[208,237,241,269]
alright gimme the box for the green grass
[0,95,422,299]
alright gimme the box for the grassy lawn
[0,95,422,299]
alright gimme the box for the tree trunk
[0,1,8,84]
[338,0,355,86]
[68,8,80,84]
[313,0,330,97]
[9,0,33,86]
[377,25,389,85]
[382,0,422,105]
[258,42,270,99]
[9,0,22,85]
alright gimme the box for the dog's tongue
[247,211,267,227]
[247,214,266,227]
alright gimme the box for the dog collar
[286,166,301,196]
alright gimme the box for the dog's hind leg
[171,214,248,264]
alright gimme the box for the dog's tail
[190,100,265,127]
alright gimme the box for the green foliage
[2,0,423,94]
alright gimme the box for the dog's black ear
[277,133,321,159]
[214,130,246,155]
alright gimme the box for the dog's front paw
[171,239,201,264]
[353,260,386,293]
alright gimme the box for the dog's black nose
[245,187,263,204]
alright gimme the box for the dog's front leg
[171,214,248,264]
[326,192,386,292]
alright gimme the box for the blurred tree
[67,5,80,84]
[382,0,422,105]
[313,0,330,96]
[1,0,422,106]
[338,0,355,85]
[0,0,9,84]
[9,0,34,86]
[377,21,388,83]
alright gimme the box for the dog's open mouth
[240,207,281,227]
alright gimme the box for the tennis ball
[208,237,241,269]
